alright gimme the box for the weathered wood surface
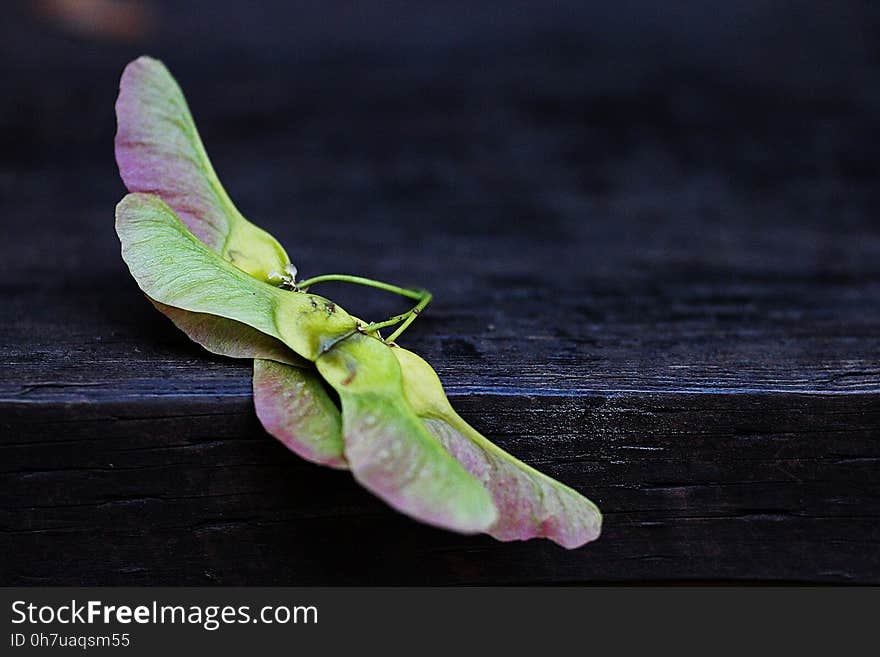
[2,3,879,584]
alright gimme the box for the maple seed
[113,54,603,548]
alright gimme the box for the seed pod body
[317,333,498,534]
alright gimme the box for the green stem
[361,310,413,335]
[297,274,423,301]
[386,290,432,343]
[296,273,432,343]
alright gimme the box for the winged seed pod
[116,56,342,466]
[114,55,602,547]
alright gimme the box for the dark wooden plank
[3,392,879,584]
[2,2,879,584]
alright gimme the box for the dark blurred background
[3,0,880,586]
[4,1,879,286]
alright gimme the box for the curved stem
[297,274,423,301]
[386,290,432,343]
[297,273,432,343]
[361,310,413,335]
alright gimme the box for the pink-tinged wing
[116,60,346,473]
[422,418,601,549]
[116,57,290,282]
[115,56,230,249]
[149,298,305,366]
[316,334,498,534]
[253,359,347,469]
[149,301,346,468]
[393,348,601,549]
